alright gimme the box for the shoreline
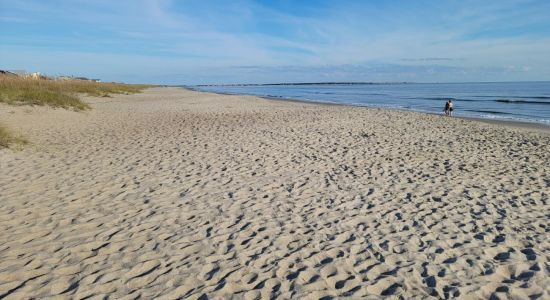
[186,86,550,133]
[457,116,550,133]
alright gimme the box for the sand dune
[0,87,549,299]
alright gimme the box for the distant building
[1,70,50,80]
[72,76,101,82]
[10,70,27,76]
[28,72,42,79]
[21,74,103,82]
[0,70,19,76]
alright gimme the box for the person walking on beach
[444,99,454,116]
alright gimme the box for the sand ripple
[0,88,549,299]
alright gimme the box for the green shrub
[0,125,27,149]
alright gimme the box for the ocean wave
[467,109,509,115]
[471,114,550,125]
[358,93,389,96]
[508,96,550,99]
[495,99,550,105]
[421,97,476,102]
[313,92,388,96]
[311,91,336,95]
[472,95,550,99]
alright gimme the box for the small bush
[0,124,27,149]
[17,89,89,110]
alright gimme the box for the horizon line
[190,80,550,87]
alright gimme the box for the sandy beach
[0,87,549,299]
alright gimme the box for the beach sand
[1,87,549,299]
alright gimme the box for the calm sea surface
[195,82,550,124]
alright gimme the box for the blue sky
[1,0,550,84]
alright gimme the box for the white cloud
[1,0,549,83]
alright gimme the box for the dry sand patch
[0,87,549,299]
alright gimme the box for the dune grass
[0,75,152,110]
[0,75,153,148]
[0,124,27,149]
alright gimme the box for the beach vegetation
[0,75,152,110]
[0,124,27,149]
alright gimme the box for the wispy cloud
[1,0,549,83]
[0,16,32,23]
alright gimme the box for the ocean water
[194,82,550,124]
